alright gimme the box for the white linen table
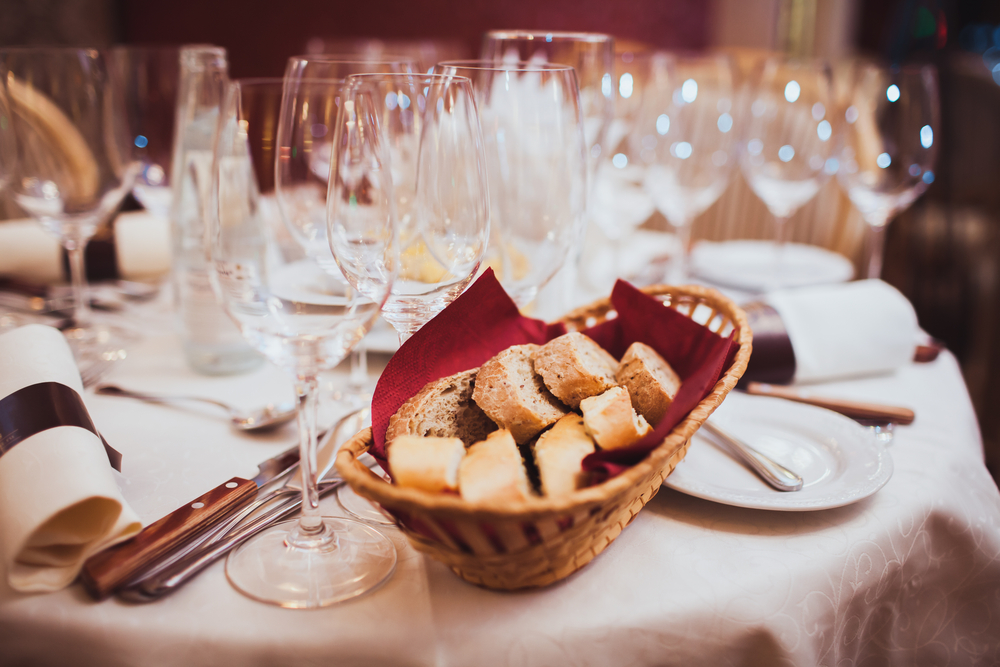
[1,320,999,667]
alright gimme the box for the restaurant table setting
[0,35,999,667]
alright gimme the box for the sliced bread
[580,386,652,450]
[531,332,619,409]
[532,414,596,498]
[472,344,569,444]
[458,429,533,503]
[386,368,498,446]
[387,435,466,493]
[615,342,681,427]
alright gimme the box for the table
[2,305,1000,666]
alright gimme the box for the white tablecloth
[1,310,999,666]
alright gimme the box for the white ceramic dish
[664,393,892,511]
[691,240,854,292]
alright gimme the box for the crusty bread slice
[580,386,652,451]
[615,342,681,427]
[458,429,533,503]
[386,368,498,446]
[387,435,466,493]
[472,344,569,444]
[532,414,595,498]
[532,332,619,409]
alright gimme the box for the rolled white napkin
[765,280,920,383]
[0,324,140,592]
[0,211,171,284]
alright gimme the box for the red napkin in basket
[370,269,738,482]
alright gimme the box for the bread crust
[615,342,681,427]
[532,332,619,409]
[386,368,498,446]
[580,386,652,450]
[532,414,595,497]
[472,344,569,444]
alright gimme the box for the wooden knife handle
[80,477,258,600]
[744,382,915,425]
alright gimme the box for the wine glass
[836,63,939,279]
[211,78,396,608]
[106,46,180,219]
[631,52,739,284]
[740,55,837,287]
[0,47,139,361]
[433,61,586,308]
[332,72,490,342]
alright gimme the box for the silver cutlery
[701,419,804,492]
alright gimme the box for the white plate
[664,393,892,511]
[691,240,854,292]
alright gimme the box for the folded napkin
[0,211,171,284]
[0,324,139,592]
[745,279,920,384]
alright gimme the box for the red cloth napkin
[370,269,738,482]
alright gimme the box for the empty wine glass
[211,78,396,608]
[741,55,837,287]
[631,52,739,284]
[836,63,939,278]
[331,72,490,343]
[0,47,139,361]
[433,61,586,308]
[107,45,180,218]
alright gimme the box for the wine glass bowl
[211,78,396,608]
[836,63,939,278]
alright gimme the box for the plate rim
[691,240,855,291]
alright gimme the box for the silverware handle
[702,420,803,492]
[95,385,233,413]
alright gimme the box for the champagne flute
[631,52,739,284]
[0,47,139,361]
[332,72,490,343]
[836,63,939,278]
[107,45,180,218]
[212,78,396,608]
[433,61,586,307]
[740,56,837,288]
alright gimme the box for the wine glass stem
[772,215,791,289]
[293,373,324,536]
[64,240,91,327]
[867,224,887,279]
[348,347,368,392]
[669,220,692,285]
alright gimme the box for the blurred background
[0,0,997,486]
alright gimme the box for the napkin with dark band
[0,324,139,592]
[370,270,738,481]
[742,279,922,385]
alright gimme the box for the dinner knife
[743,382,915,425]
[80,443,300,600]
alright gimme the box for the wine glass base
[225,517,396,609]
[337,484,396,526]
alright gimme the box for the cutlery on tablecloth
[80,441,302,600]
[743,382,915,425]
[701,420,804,492]
[93,384,297,431]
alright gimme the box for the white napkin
[765,280,920,383]
[0,324,140,592]
[0,212,171,284]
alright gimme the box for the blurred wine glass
[434,61,586,308]
[836,63,939,279]
[211,78,397,608]
[0,47,139,361]
[107,45,180,218]
[303,37,471,73]
[631,52,739,284]
[330,72,490,343]
[740,56,837,287]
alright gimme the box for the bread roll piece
[616,342,681,427]
[458,430,533,503]
[532,414,595,497]
[472,344,569,444]
[580,386,652,451]
[532,332,619,409]
[388,435,466,493]
[387,368,498,446]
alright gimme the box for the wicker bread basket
[335,284,752,590]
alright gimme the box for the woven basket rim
[335,283,752,519]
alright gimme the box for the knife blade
[743,381,915,425]
[80,442,301,600]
